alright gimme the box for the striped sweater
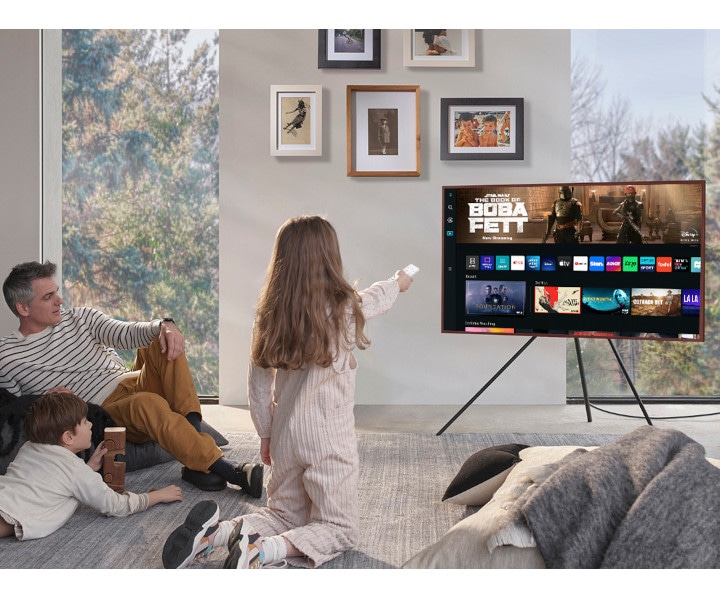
[0,307,159,404]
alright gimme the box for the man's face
[18,277,63,333]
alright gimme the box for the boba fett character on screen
[544,185,583,243]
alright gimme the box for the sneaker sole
[223,519,261,569]
[162,500,220,569]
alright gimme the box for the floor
[202,402,720,458]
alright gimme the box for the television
[442,180,705,341]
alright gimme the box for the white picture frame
[270,85,322,156]
[403,29,475,68]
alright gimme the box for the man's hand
[159,321,185,361]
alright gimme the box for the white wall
[0,30,41,335]
[219,29,571,406]
[0,29,570,407]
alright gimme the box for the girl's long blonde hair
[251,216,369,370]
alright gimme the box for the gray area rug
[0,431,618,569]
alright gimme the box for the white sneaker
[223,519,262,568]
[162,500,221,569]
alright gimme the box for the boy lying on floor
[0,392,182,540]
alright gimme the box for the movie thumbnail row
[465,254,703,273]
[465,281,701,317]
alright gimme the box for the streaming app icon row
[466,255,702,273]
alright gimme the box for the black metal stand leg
[574,338,592,422]
[436,337,537,435]
[607,339,653,426]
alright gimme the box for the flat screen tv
[442,180,705,341]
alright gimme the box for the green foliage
[61,29,219,393]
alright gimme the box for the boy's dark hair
[483,114,498,124]
[458,112,474,122]
[3,260,57,317]
[23,392,88,445]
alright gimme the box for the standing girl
[162,215,414,569]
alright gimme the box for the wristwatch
[154,317,175,336]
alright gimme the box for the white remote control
[403,264,420,277]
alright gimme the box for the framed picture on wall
[270,85,322,156]
[347,84,421,177]
[318,29,381,69]
[440,97,524,160]
[403,29,475,67]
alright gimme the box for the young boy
[479,114,498,147]
[0,392,182,540]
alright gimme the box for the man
[544,185,583,244]
[613,185,644,244]
[377,116,391,155]
[0,261,263,496]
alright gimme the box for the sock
[259,535,288,565]
[185,411,202,432]
[209,457,238,482]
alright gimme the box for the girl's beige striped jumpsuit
[243,278,400,567]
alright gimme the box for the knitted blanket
[521,425,720,568]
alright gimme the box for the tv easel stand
[436,336,653,435]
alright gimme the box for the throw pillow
[442,443,529,506]
[404,445,593,569]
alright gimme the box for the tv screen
[442,180,705,341]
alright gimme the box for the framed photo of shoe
[403,29,475,68]
[346,84,421,177]
[270,85,323,157]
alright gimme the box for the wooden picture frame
[440,97,524,161]
[347,84,421,177]
[270,85,322,157]
[403,29,475,68]
[318,29,381,69]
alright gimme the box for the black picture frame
[440,97,524,161]
[318,29,381,69]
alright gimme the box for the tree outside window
[62,29,219,394]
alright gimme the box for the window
[569,30,720,401]
[59,29,219,395]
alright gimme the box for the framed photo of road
[318,29,381,69]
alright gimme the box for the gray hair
[3,260,57,317]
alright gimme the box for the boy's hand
[87,441,108,472]
[152,485,183,504]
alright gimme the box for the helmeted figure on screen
[544,185,583,244]
[614,185,644,244]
